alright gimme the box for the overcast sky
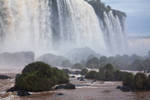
[101,0,150,37]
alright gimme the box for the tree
[85,71,98,79]
[86,57,99,68]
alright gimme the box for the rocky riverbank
[0,73,150,100]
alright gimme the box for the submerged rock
[77,77,85,81]
[7,87,18,92]
[65,83,76,89]
[55,85,66,90]
[56,93,64,96]
[0,75,10,79]
[55,83,76,90]
[116,85,122,89]
[116,86,131,92]
[17,90,30,96]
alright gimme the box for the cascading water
[55,0,106,53]
[0,0,53,55]
[0,0,127,56]
[103,11,127,55]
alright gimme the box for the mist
[0,0,149,70]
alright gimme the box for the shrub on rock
[134,73,147,90]
[122,72,134,89]
[15,62,69,92]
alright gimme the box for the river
[0,74,150,100]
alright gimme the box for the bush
[85,71,98,79]
[15,62,69,92]
[122,72,134,89]
[122,72,150,91]
[147,75,150,89]
[86,64,117,81]
[102,64,115,81]
[134,73,147,90]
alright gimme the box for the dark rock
[55,85,66,90]
[0,75,10,79]
[119,86,131,92]
[91,80,96,84]
[74,71,81,75]
[55,83,76,90]
[56,93,64,96]
[17,90,30,96]
[77,77,85,81]
[7,87,18,92]
[70,76,75,78]
[65,83,76,89]
[116,85,122,89]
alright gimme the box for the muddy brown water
[0,75,150,100]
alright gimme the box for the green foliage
[86,57,99,68]
[99,64,115,81]
[85,71,99,79]
[134,73,147,90]
[122,72,150,91]
[147,75,150,89]
[86,64,117,81]
[15,62,69,92]
[122,72,135,89]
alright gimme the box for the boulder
[77,77,85,81]
[119,86,131,92]
[7,87,18,92]
[0,75,10,79]
[55,85,66,90]
[17,90,30,96]
[56,93,64,96]
[65,83,76,89]
[116,85,122,89]
[55,83,76,90]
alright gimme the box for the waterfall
[103,11,127,55]
[0,0,53,55]
[0,0,126,56]
[55,0,106,53]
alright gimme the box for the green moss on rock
[15,62,69,92]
